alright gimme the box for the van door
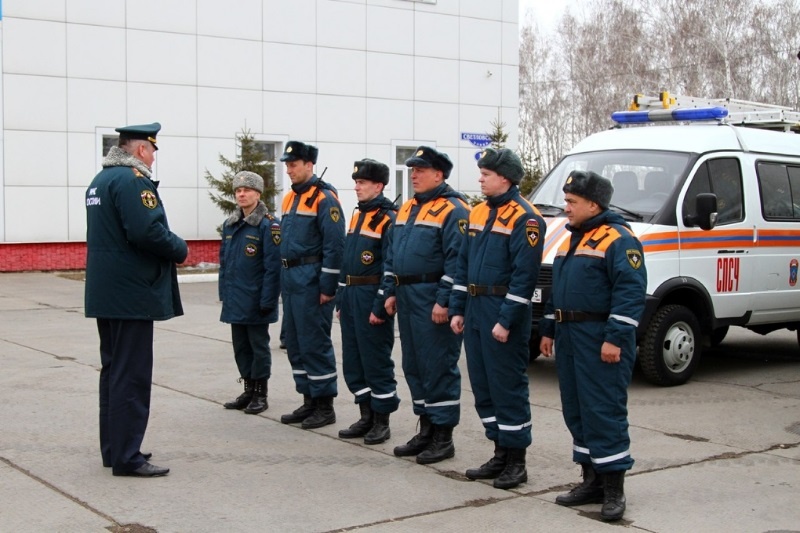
[679,157,755,322]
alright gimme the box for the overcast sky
[518,0,581,31]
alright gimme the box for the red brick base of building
[0,240,220,273]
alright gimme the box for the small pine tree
[488,117,509,149]
[205,129,278,223]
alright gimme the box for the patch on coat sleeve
[244,243,258,257]
[525,218,540,247]
[626,249,643,269]
[330,206,341,223]
[271,222,281,245]
[140,190,158,209]
[458,219,468,235]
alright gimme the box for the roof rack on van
[611,91,800,132]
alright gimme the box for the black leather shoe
[113,462,169,477]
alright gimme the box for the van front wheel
[640,304,702,386]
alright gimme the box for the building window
[102,135,118,156]
[252,141,276,163]
[394,145,419,204]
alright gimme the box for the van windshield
[530,150,692,220]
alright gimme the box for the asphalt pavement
[1,272,799,533]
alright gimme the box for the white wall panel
[5,187,68,242]
[415,12,459,59]
[68,186,88,241]
[198,187,226,239]
[157,187,199,239]
[3,0,65,20]
[317,0,365,50]
[127,30,197,85]
[414,57,459,103]
[460,18,501,64]
[366,52,413,100]
[317,95,366,144]
[263,0,316,45]
[4,130,68,186]
[197,87,262,138]
[67,79,126,133]
[67,25,126,81]
[67,132,97,188]
[3,75,67,131]
[501,21,519,65]
[414,102,458,148]
[197,0,262,40]
[318,48,365,97]
[503,0,519,24]
[366,98,413,144]
[66,0,126,26]
[154,136,199,189]
[198,36,262,90]
[459,0,503,21]
[126,0,197,34]
[263,43,317,93]
[127,83,198,137]
[417,0,458,16]
[501,64,519,109]
[198,136,238,189]
[3,19,66,76]
[366,6,413,55]
[263,91,317,140]
[459,61,501,106]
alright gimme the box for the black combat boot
[280,395,316,424]
[555,462,604,506]
[223,378,254,410]
[363,411,391,445]
[601,471,627,521]
[493,447,527,489]
[243,378,268,414]
[393,415,434,457]
[465,442,508,480]
[416,425,455,465]
[301,396,336,429]
[338,402,373,439]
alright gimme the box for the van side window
[758,162,800,220]
[683,158,744,225]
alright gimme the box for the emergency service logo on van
[361,251,375,265]
[244,243,258,257]
[140,190,157,209]
[626,249,643,269]
[790,259,798,287]
[526,219,540,247]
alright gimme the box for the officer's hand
[385,296,397,316]
[369,312,385,325]
[431,303,448,324]
[600,341,621,363]
[539,336,554,358]
[259,307,274,316]
[450,315,464,335]
[320,293,334,305]
[492,323,509,343]
[336,309,341,320]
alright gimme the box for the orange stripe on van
[543,218,569,257]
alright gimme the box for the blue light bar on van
[611,106,729,124]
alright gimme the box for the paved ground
[1,272,799,533]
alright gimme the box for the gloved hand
[259,307,274,316]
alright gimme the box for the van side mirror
[683,193,718,230]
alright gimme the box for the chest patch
[244,243,258,257]
[361,250,375,265]
[140,190,158,209]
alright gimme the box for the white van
[528,97,800,386]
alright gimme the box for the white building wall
[0,0,519,243]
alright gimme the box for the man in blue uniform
[450,148,546,489]
[336,159,399,444]
[219,171,282,415]
[384,146,470,464]
[278,141,345,429]
[539,170,646,521]
[85,122,187,477]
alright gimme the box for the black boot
[243,378,268,414]
[364,411,391,445]
[555,463,604,506]
[223,378,254,410]
[493,447,527,489]
[601,471,627,521]
[465,442,507,480]
[280,395,316,424]
[338,402,373,439]
[393,415,434,457]
[416,425,455,465]
[302,396,336,429]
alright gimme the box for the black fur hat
[280,141,318,164]
[477,148,524,184]
[563,170,614,209]
[404,146,453,179]
[352,158,390,185]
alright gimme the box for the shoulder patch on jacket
[626,249,643,269]
[140,190,157,209]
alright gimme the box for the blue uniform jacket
[450,186,546,330]
[280,175,345,296]
[540,210,647,347]
[383,183,470,307]
[336,194,397,319]
[85,159,187,320]
[218,201,281,325]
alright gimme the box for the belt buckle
[281,258,289,268]
[555,309,563,322]
[468,284,477,296]
[393,274,400,286]
[346,275,353,285]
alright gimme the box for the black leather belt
[468,284,509,296]
[281,255,322,268]
[393,272,444,285]
[554,310,609,323]
[345,275,382,286]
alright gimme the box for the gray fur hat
[477,148,524,184]
[563,170,614,209]
[232,171,264,193]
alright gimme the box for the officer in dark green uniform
[85,122,187,478]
